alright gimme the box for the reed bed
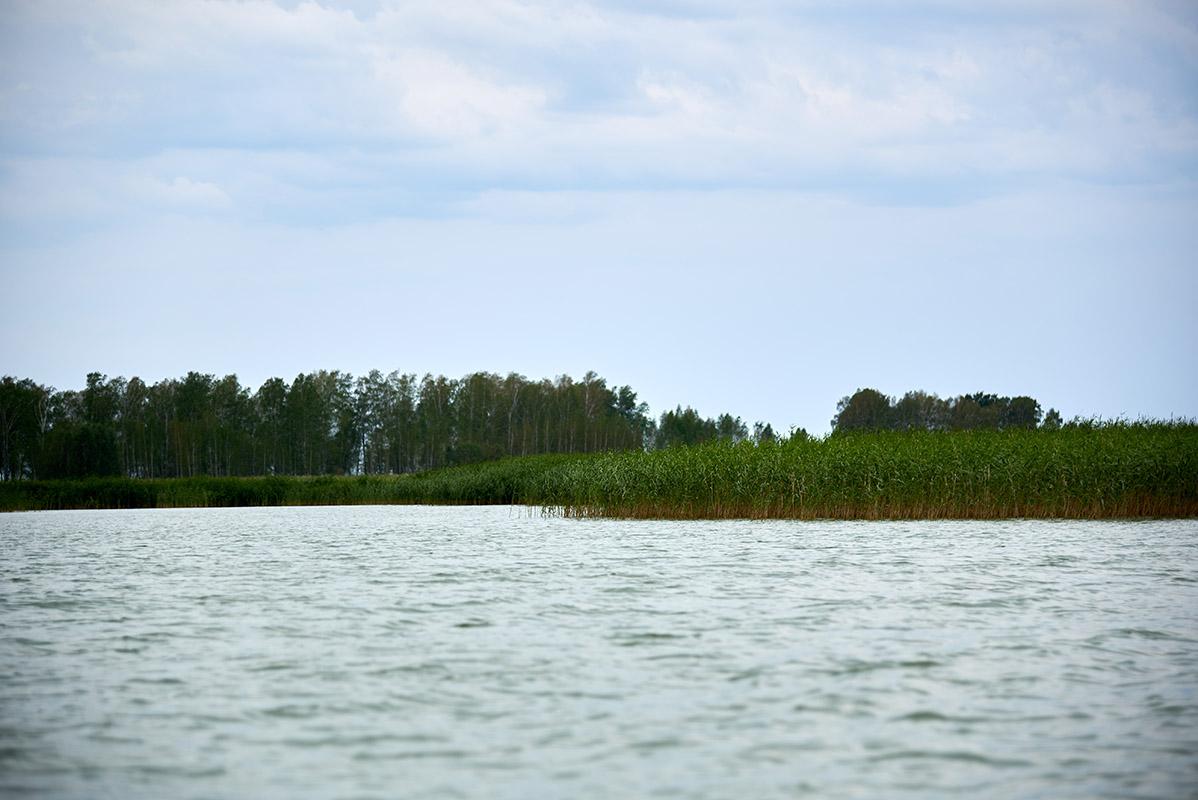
[2,426,1195,518]
[0,454,582,512]
[533,425,1198,519]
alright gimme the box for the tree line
[0,372,1072,481]
[832,388,1061,432]
[0,370,771,480]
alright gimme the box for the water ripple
[1,508,1195,799]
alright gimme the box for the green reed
[2,425,1195,518]
[0,454,583,512]
[532,424,1198,519]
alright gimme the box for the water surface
[1,507,1196,798]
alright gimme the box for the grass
[2,425,1195,518]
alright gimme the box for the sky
[1,0,1196,434]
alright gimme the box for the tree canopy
[833,388,1057,433]
[0,370,665,480]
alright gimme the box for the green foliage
[0,376,49,480]
[833,388,893,431]
[654,406,748,448]
[536,423,1197,519]
[654,406,717,448]
[834,388,1045,432]
[0,369,655,480]
[0,455,580,511]
[37,422,120,479]
[3,425,1195,519]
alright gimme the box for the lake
[1,506,1196,798]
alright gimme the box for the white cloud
[0,0,1195,228]
[372,49,548,139]
[0,159,232,227]
[132,176,232,209]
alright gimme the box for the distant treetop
[833,388,1059,433]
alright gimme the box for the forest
[0,370,657,480]
[0,371,1065,481]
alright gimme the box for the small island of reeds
[3,423,1195,519]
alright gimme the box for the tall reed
[531,425,1198,519]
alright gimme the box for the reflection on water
[1,507,1196,799]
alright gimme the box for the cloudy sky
[1,0,1195,433]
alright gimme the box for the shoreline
[3,427,1195,519]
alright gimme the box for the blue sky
[1,0,1195,433]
